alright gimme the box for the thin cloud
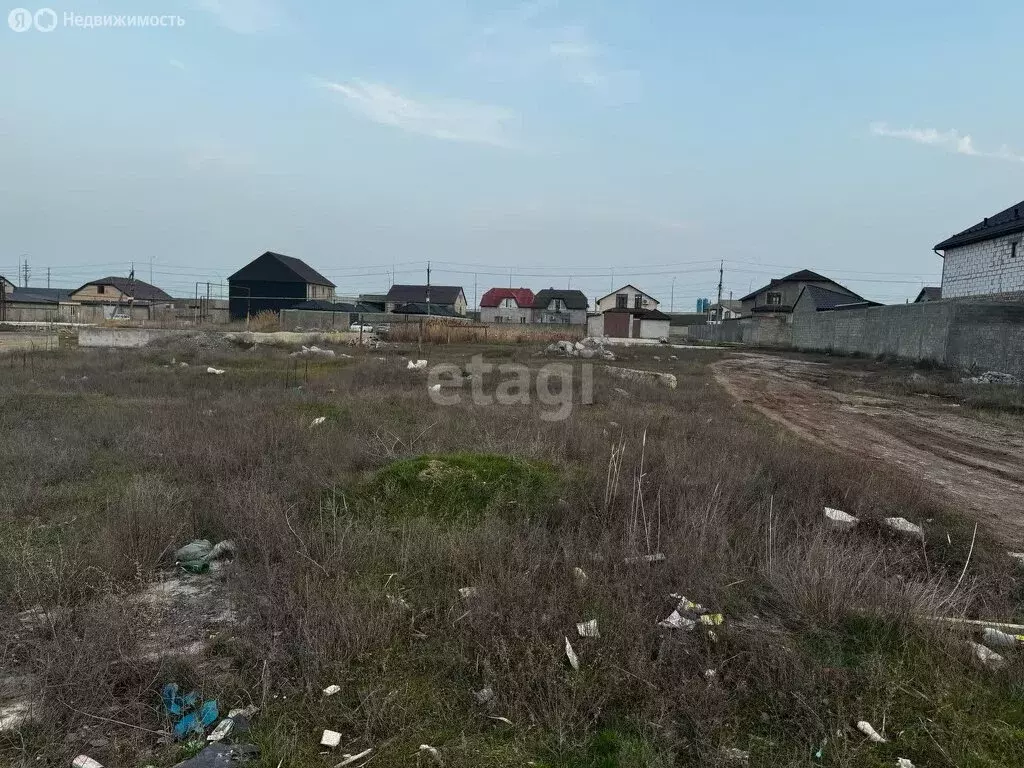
[316,79,520,149]
[472,7,636,100]
[169,58,186,70]
[870,122,1024,163]
[195,0,284,34]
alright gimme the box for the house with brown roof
[70,276,173,306]
[479,288,535,324]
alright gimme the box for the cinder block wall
[792,300,1024,377]
[943,234,1024,298]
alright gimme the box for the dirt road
[714,353,1024,547]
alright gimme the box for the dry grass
[384,318,582,345]
[0,342,1022,767]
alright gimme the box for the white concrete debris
[883,517,923,537]
[576,619,599,638]
[321,729,343,748]
[1008,552,1024,566]
[604,365,677,389]
[335,748,373,767]
[564,637,580,670]
[323,684,341,697]
[428,383,442,393]
[824,507,859,530]
[964,371,1020,386]
[544,337,616,360]
[624,552,666,564]
[206,367,225,375]
[982,627,1021,648]
[311,416,327,427]
[970,641,1006,669]
[856,720,886,743]
[72,757,104,768]
[897,759,915,768]
[573,566,588,588]
[473,686,494,705]
[407,359,428,370]
[291,345,336,358]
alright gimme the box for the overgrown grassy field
[1,340,1022,767]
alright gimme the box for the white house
[596,285,660,313]
[935,199,1024,298]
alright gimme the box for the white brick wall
[942,233,1024,298]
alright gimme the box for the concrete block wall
[792,300,1024,378]
[943,234,1024,298]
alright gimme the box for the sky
[2,0,1024,309]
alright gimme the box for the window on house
[97,284,105,294]
[551,298,565,311]
[520,316,526,324]
[615,293,627,308]
[1013,240,1019,259]
[766,292,782,306]
[634,295,643,309]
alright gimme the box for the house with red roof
[479,287,535,324]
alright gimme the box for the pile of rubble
[543,338,616,360]
[963,370,1021,386]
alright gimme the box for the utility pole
[21,257,30,288]
[508,267,512,289]
[425,261,431,317]
[47,267,51,289]
[670,276,676,313]
[716,260,724,318]
[473,273,477,311]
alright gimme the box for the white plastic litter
[1008,552,1024,566]
[407,359,428,370]
[564,637,580,670]
[429,383,442,393]
[311,416,327,427]
[321,729,342,748]
[323,684,341,697]
[458,586,479,600]
[883,517,923,536]
[487,715,513,725]
[971,641,1006,669]
[573,566,588,588]
[207,718,234,742]
[335,748,373,767]
[897,759,916,768]
[473,686,494,705]
[72,758,104,768]
[418,744,442,764]
[624,553,666,564]
[856,720,886,743]
[206,367,225,375]
[982,627,1021,648]
[721,747,750,763]
[576,619,600,638]
[824,507,859,530]
[658,610,696,631]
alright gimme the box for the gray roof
[75,277,172,302]
[740,270,849,302]
[915,287,941,302]
[386,284,464,305]
[799,284,881,311]
[8,287,73,304]
[533,288,588,310]
[390,302,461,317]
[934,200,1024,251]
